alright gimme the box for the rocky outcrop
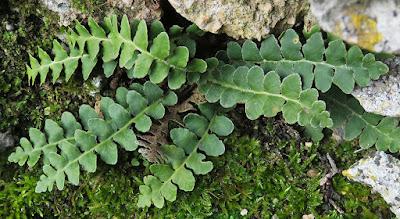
[343,151,400,218]
[167,0,308,40]
[309,0,400,54]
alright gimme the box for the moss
[0,118,393,218]
[70,0,108,17]
[0,0,97,135]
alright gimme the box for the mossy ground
[0,1,394,218]
[0,120,393,218]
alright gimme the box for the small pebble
[307,169,319,177]
[5,22,14,31]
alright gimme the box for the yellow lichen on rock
[310,0,400,54]
[349,13,383,51]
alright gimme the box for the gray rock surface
[352,57,400,117]
[167,0,308,40]
[343,151,400,218]
[309,0,400,54]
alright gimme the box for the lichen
[349,13,383,51]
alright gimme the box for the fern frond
[198,60,333,129]
[8,82,177,192]
[223,29,389,94]
[322,87,400,152]
[26,15,207,89]
[137,103,234,208]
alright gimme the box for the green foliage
[199,60,333,129]
[322,87,400,152]
[8,81,177,192]
[138,103,234,208]
[4,11,395,214]
[26,15,207,89]
[221,29,388,94]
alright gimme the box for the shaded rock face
[343,151,400,218]
[167,0,308,40]
[309,0,400,54]
[352,57,400,117]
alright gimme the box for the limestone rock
[343,151,400,218]
[167,0,308,40]
[309,0,400,54]
[352,57,400,117]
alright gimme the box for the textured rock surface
[343,151,400,218]
[352,57,400,117]
[309,0,400,54]
[167,0,308,40]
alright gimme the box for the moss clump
[0,0,97,135]
[71,0,106,15]
[0,117,392,218]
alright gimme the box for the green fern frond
[322,87,400,152]
[198,60,333,129]
[137,103,234,208]
[8,82,177,192]
[222,29,388,94]
[26,15,207,89]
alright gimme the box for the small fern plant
[8,14,398,209]
[9,82,178,192]
[219,29,388,94]
[26,15,207,89]
[138,103,234,208]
